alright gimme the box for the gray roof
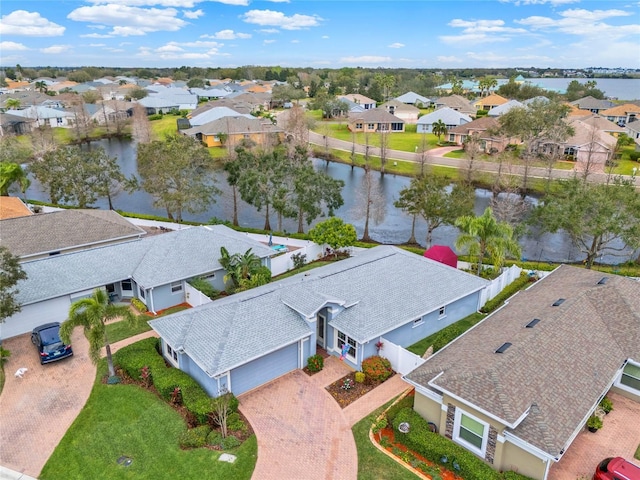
[487,99,525,117]
[395,92,430,105]
[188,107,255,127]
[417,107,472,125]
[405,265,640,458]
[15,225,274,305]
[184,116,282,136]
[150,246,487,376]
[348,109,405,124]
[433,95,476,115]
[569,96,615,110]
[0,209,146,258]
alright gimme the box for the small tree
[309,217,357,258]
[432,119,448,144]
[0,246,27,323]
[210,389,236,438]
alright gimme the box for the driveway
[0,328,95,478]
[549,391,640,479]
[239,356,409,480]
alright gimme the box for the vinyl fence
[185,282,212,308]
[477,264,523,309]
[379,337,426,375]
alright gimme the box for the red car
[593,457,640,480]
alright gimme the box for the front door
[317,313,326,348]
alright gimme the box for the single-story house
[187,106,255,127]
[0,112,34,136]
[5,106,75,128]
[348,109,405,133]
[417,107,472,134]
[600,103,640,127]
[626,121,640,147]
[403,265,640,480]
[379,100,420,123]
[569,96,614,114]
[432,95,477,116]
[473,93,508,112]
[0,225,274,339]
[136,91,198,114]
[395,92,430,108]
[149,246,488,398]
[182,115,284,148]
[447,117,512,153]
[0,209,146,261]
[487,99,525,117]
[339,94,376,110]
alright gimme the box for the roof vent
[552,298,565,306]
[495,342,512,354]
[526,318,541,328]
[597,277,608,285]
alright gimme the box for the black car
[31,322,73,364]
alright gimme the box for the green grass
[353,403,419,480]
[150,115,182,138]
[635,443,640,461]
[406,312,486,357]
[273,261,334,280]
[40,361,257,480]
[105,305,190,343]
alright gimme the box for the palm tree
[432,120,448,144]
[5,98,21,110]
[35,81,48,94]
[219,247,262,290]
[455,207,522,275]
[60,289,136,378]
[0,162,30,197]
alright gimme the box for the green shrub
[354,371,366,383]
[148,114,163,121]
[181,384,212,425]
[227,412,247,433]
[131,297,148,313]
[206,430,223,447]
[599,396,613,414]
[188,277,219,299]
[307,354,324,373]
[113,337,164,380]
[220,435,241,449]
[153,368,189,401]
[629,151,640,161]
[178,425,211,449]
[361,356,394,382]
[385,394,415,423]
[480,273,531,314]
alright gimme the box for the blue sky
[1,0,639,69]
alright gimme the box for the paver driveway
[0,328,95,478]
[239,356,409,480]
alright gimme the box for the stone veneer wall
[445,403,456,439]
[485,425,498,464]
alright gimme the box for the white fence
[379,337,425,375]
[185,282,212,308]
[478,264,523,309]
[245,233,326,277]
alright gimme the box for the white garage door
[0,296,71,339]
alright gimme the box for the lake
[521,78,640,101]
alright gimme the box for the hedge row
[113,338,230,425]
[392,408,535,480]
[480,272,532,314]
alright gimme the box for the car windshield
[40,327,63,346]
[43,341,64,353]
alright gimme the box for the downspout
[148,287,156,314]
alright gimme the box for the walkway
[239,356,410,480]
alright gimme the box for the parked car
[593,457,640,480]
[31,323,73,364]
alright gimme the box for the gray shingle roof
[417,107,472,125]
[15,225,274,305]
[405,265,640,457]
[348,109,405,124]
[150,246,488,377]
[0,209,146,258]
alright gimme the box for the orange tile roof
[600,103,640,116]
[0,196,33,220]
[5,80,31,90]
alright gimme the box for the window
[367,123,375,130]
[337,331,357,362]
[121,280,132,292]
[454,409,488,455]
[620,362,640,392]
[139,285,145,299]
[356,123,363,129]
[56,117,63,125]
[439,306,446,318]
[413,318,424,328]
[166,343,178,362]
[171,281,183,293]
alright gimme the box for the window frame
[453,408,489,457]
[616,360,640,394]
[438,306,446,318]
[171,281,183,294]
[412,318,424,328]
[336,330,357,363]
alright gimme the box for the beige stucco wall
[499,441,548,480]
[413,391,442,425]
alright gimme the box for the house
[149,246,488,397]
[447,117,511,153]
[379,100,420,123]
[573,113,625,138]
[486,99,524,117]
[85,100,131,125]
[136,89,198,114]
[5,106,75,128]
[348,109,405,133]
[395,92,430,108]
[473,93,508,112]
[433,95,476,116]
[600,103,640,127]
[187,106,255,127]
[338,94,376,110]
[182,115,284,148]
[0,112,34,136]
[0,225,274,340]
[0,209,146,261]
[0,196,33,220]
[570,96,615,114]
[626,121,640,148]
[403,265,640,480]
[417,107,472,134]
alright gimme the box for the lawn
[406,312,486,357]
[105,305,191,343]
[353,402,418,480]
[40,361,257,480]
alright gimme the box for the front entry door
[317,313,326,348]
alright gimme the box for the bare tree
[131,103,152,144]
[284,104,309,154]
[416,132,430,177]
[353,162,386,242]
[29,125,57,161]
[578,124,607,183]
[210,389,234,438]
[460,133,483,186]
[378,130,389,177]
[68,96,92,143]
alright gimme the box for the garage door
[230,341,300,396]
[0,296,71,339]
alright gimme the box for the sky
[1,0,639,70]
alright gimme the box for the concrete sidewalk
[0,466,37,480]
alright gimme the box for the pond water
[24,138,636,265]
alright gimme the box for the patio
[549,391,640,480]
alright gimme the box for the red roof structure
[423,245,458,268]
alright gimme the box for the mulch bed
[325,372,387,408]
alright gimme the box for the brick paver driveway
[239,356,409,480]
[0,328,95,478]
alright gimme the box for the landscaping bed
[326,372,386,408]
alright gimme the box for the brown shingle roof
[406,265,640,457]
[600,103,640,116]
[348,108,404,123]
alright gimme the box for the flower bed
[326,371,388,408]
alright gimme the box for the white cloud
[439,33,511,45]
[263,39,276,44]
[448,18,527,34]
[80,33,113,38]
[268,0,290,3]
[0,10,65,36]
[436,55,463,63]
[242,9,322,30]
[88,43,106,47]
[0,41,29,51]
[339,55,393,64]
[499,0,579,5]
[291,39,299,43]
[321,35,329,39]
[258,28,280,34]
[183,9,204,19]
[157,44,185,52]
[84,0,249,6]
[40,44,72,54]
[68,4,188,36]
[388,42,404,49]
[202,29,251,39]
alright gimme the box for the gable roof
[184,115,283,136]
[405,265,640,458]
[151,246,488,377]
[417,107,472,125]
[433,95,476,115]
[188,107,255,126]
[339,93,376,105]
[14,225,274,306]
[569,96,615,110]
[0,209,146,259]
[600,103,640,116]
[474,93,508,109]
[380,100,420,114]
[487,99,525,117]
[0,196,33,220]
[395,92,430,105]
[448,116,499,134]
[348,109,405,124]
